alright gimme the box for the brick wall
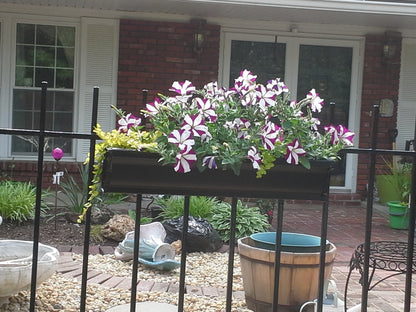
[0,160,82,189]
[117,19,221,115]
[356,32,402,198]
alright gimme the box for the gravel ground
[0,252,250,312]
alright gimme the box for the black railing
[0,84,415,312]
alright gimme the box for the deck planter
[101,148,334,199]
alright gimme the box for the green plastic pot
[387,201,409,230]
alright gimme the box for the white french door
[221,32,362,191]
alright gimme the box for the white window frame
[0,15,80,161]
[220,30,363,192]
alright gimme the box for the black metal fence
[0,84,415,312]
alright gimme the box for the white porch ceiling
[2,0,416,29]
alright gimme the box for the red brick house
[0,0,415,201]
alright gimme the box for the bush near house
[0,180,49,222]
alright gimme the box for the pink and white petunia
[336,125,355,146]
[117,113,142,133]
[174,146,197,173]
[195,98,217,122]
[285,139,306,165]
[266,78,288,95]
[324,125,338,144]
[182,114,210,137]
[145,98,163,116]
[204,81,226,101]
[248,146,262,170]
[169,80,196,95]
[168,129,195,150]
[261,122,281,150]
[202,156,218,169]
[256,84,276,112]
[232,118,251,139]
[306,89,324,113]
[234,70,257,93]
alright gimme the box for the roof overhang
[2,0,416,29]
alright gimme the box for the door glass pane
[298,45,353,186]
[230,40,286,86]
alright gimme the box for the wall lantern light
[382,30,400,61]
[191,19,206,54]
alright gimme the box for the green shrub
[155,196,219,220]
[0,180,49,222]
[209,200,270,242]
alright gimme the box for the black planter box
[101,148,334,200]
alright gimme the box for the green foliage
[155,196,220,220]
[0,180,49,222]
[381,158,412,203]
[59,164,128,213]
[59,165,88,213]
[127,209,152,224]
[208,200,270,242]
[90,224,105,243]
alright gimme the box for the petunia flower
[169,80,196,95]
[248,146,262,170]
[182,114,210,137]
[261,122,281,150]
[234,70,257,93]
[174,145,197,173]
[324,125,338,144]
[195,98,217,122]
[145,98,163,116]
[336,125,355,146]
[232,118,251,139]
[118,113,141,133]
[256,84,276,112]
[168,129,195,150]
[285,139,306,165]
[202,156,218,169]
[306,89,324,113]
[267,78,288,95]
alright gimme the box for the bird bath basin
[0,240,60,303]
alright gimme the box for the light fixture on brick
[191,18,206,54]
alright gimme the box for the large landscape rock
[101,214,135,241]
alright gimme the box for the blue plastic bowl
[250,232,329,253]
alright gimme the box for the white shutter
[397,39,416,151]
[76,17,119,161]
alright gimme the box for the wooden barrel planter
[238,236,336,312]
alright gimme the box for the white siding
[76,17,119,161]
[397,39,416,151]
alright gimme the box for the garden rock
[101,214,135,242]
[91,207,114,224]
[163,216,223,252]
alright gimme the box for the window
[12,23,75,154]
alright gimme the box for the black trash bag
[163,216,223,252]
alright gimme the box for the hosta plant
[208,200,270,242]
